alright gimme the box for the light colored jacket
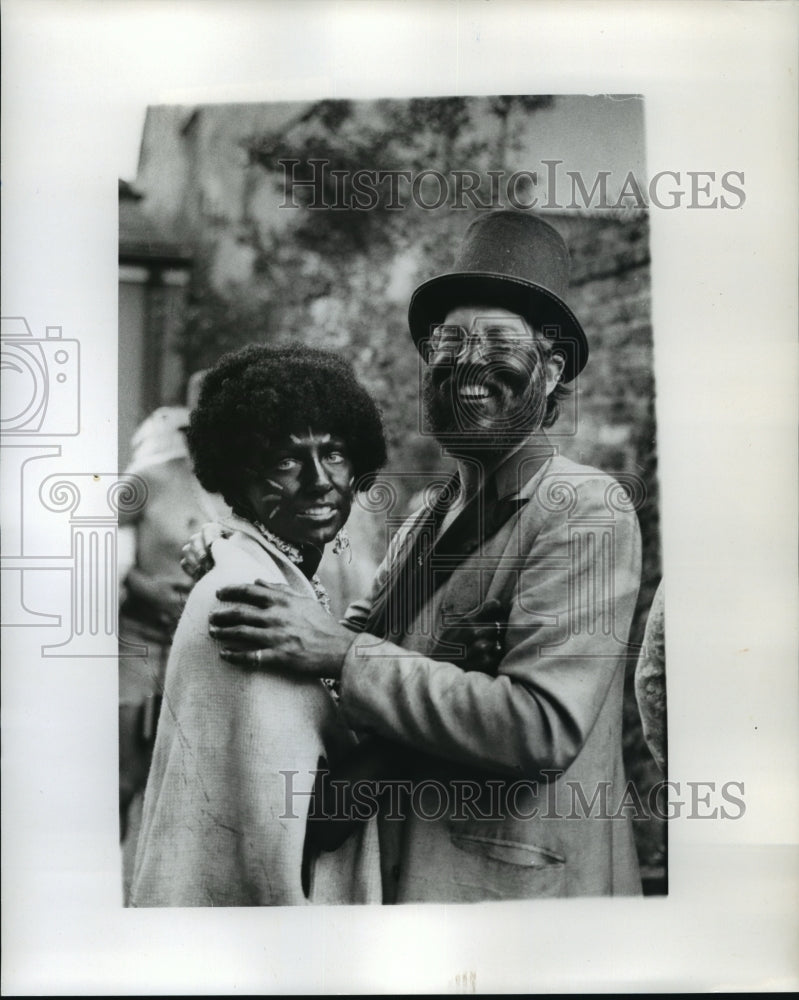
[130,518,380,907]
[340,443,643,902]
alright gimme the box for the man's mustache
[422,360,548,439]
[434,367,537,404]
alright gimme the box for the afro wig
[187,343,387,515]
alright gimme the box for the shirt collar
[477,430,557,503]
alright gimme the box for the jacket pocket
[451,833,565,869]
[448,832,567,900]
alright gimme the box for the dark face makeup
[423,305,558,453]
[245,430,355,550]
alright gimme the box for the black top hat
[408,210,588,382]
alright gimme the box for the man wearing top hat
[208,210,643,902]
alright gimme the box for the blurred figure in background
[634,580,667,774]
[117,382,229,900]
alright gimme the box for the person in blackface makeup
[129,343,388,906]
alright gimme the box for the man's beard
[421,360,548,457]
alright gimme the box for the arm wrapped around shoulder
[339,471,642,777]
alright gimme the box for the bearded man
[207,210,644,902]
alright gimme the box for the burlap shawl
[130,519,381,906]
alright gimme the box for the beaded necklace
[251,519,339,699]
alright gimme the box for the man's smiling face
[422,304,565,455]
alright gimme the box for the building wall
[118,274,146,471]
[118,267,191,469]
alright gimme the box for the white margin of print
[2,0,797,994]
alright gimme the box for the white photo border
[2,0,797,994]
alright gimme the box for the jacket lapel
[363,435,556,640]
[361,491,449,639]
